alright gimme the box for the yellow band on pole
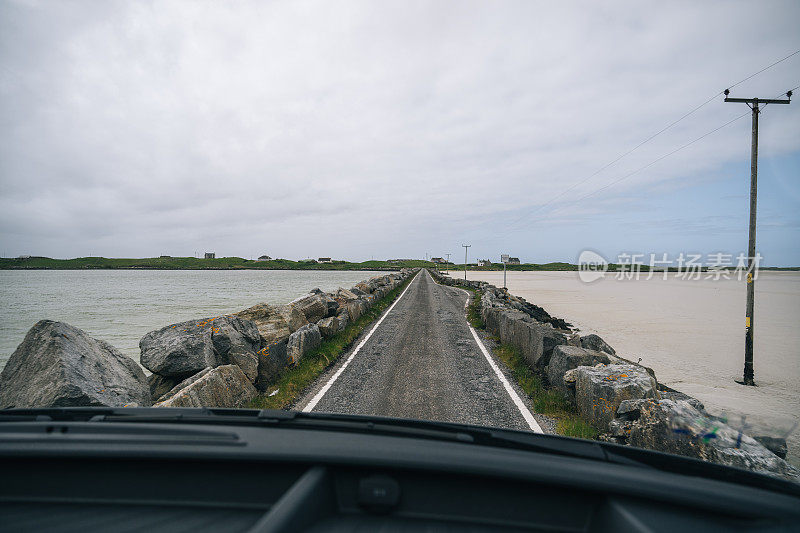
[746,317,751,328]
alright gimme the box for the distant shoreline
[1,256,797,272]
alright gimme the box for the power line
[502,49,800,233]
[511,84,797,228]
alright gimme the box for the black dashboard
[0,414,798,532]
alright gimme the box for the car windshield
[0,1,798,485]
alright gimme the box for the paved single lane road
[299,270,538,431]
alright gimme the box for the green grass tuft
[492,342,598,440]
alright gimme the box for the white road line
[301,272,418,412]
[461,289,544,433]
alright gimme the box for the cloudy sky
[1,0,799,265]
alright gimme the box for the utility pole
[462,244,471,280]
[724,88,791,386]
[445,253,451,274]
[501,254,509,290]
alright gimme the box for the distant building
[159,255,171,258]
[318,257,332,263]
[477,259,492,266]
[17,255,31,259]
[257,255,272,261]
[431,257,445,264]
[204,252,215,259]
[507,257,521,265]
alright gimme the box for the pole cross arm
[725,97,791,104]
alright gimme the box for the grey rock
[275,304,308,333]
[336,309,350,331]
[289,293,328,323]
[658,390,704,411]
[546,345,610,392]
[566,333,582,347]
[346,299,368,322]
[211,318,260,383]
[323,294,339,317]
[255,340,288,391]
[317,316,339,338]
[139,315,261,382]
[613,399,799,482]
[353,281,372,294]
[287,323,321,365]
[336,287,359,301]
[0,320,150,408]
[235,303,291,344]
[349,286,368,297]
[484,307,566,368]
[753,436,788,460]
[154,365,256,408]
[574,364,659,430]
[580,333,616,355]
[148,373,180,401]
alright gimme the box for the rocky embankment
[429,269,799,482]
[0,269,416,410]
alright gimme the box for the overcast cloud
[1,0,799,264]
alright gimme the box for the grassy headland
[0,256,432,270]
[3,256,796,271]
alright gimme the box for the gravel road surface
[298,270,539,431]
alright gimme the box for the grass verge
[462,288,598,440]
[247,274,415,410]
[493,343,598,439]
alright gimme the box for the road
[298,269,541,432]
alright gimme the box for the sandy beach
[464,270,800,466]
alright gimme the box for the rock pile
[0,269,416,411]
[428,269,799,482]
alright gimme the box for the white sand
[464,270,800,465]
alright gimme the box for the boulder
[580,333,616,355]
[753,436,788,460]
[275,304,308,333]
[0,320,150,408]
[317,316,339,338]
[287,323,322,365]
[567,333,581,347]
[255,340,289,391]
[336,287,359,301]
[485,308,567,368]
[606,399,799,482]
[349,286,368,297]
[658,389,704,411]
[353,281,372,294]
[574,364,659,430]
[139,315,261,382]
[148,373,180,401]
[336,309,350,331]
[289,293,328,323]
[546,346,611,392]
[154,365,256,408]
[211,318,260,383]
[346,299,368,322]
[235,303,291,344]
[323,294,339,317]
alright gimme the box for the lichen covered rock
[0,320,150,408]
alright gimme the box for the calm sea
[0,269,382,366]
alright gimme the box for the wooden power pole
[462,244,471,280]
[724,88,792,386]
